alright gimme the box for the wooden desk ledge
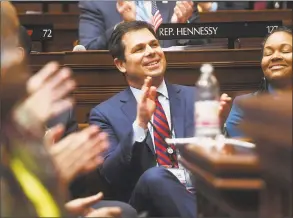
[78,123,89,130]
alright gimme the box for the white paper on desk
[26,11,42,14]
[162,44,227,51]
[165,136,255,149]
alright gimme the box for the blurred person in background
[226,26,292,137]
[1,2,134,217]
[1,2,73,216]
[197,2,218,12]
[79,0,199,50]
[199,1,289,11]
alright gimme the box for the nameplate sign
[23,24,54,41]
[157,21,283,40]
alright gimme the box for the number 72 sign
[23,25,54,41]
[42,28,53,38]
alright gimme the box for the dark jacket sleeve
[89,107,143,187]
[189,2,200,23]
[46,109,79,139]
[63,109,79,138]
[78,1,116,50]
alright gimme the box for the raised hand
[46,125,108,183]
[65,192,103,216]
[66,192,122,218]
[219,93,232,127]
[171,1,194,23]
[116,0,136,22]
[135,77,157,129]
[85,207,122,218]
[14,62,75,135]
[44,124,65,147]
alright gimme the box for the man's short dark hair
[108,21,157,61]
[19,25,32,55]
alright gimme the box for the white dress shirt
[130,80,175,151]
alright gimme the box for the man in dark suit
[89,21,199,217]
[90,20,231,217]
[79,0,199,50]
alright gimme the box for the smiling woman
[226,26,292,138]
[261,27,292,91]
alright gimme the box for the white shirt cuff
[132,121,148,144]
[210,2,218,11]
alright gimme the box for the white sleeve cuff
[210,2,218,11]
[132,121,148,144]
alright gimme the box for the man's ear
[114,58,126,74]
[16,47,25,62]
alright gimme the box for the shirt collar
[130,79,169,102]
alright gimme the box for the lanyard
[10,157,61,217]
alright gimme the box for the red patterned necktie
[153,93,178,167]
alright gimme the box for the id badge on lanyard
[167,168,187,185]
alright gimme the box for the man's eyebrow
[131,39,159,51]
[149,39,159,44]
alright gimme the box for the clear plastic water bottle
[195,64,220,138]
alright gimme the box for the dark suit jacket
[89,83,195,201]
[46,109,79,138]
[78,1,199,50]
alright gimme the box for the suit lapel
[120,88,155,154]
[120,88,137,124]
[167,83,185,138]
[145,132,154,154]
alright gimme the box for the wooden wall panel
[29,49,263,123]
[13,2,43,13]
[48,3,63,13]
[68,2,79,13]
[13,1,79,13]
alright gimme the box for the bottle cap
[200,64,213,74]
